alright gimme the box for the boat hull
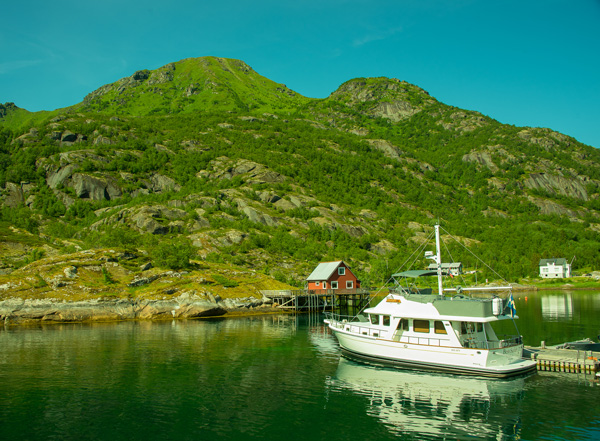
[330,327,537,378]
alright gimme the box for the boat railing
[388,287,433,295]
[325,312,368,323]
[486,335,523,349]
[325,313,387,338]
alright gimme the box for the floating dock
[524,346,600,374]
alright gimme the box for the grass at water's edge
[515,278,600,290]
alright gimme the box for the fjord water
[1,291,599,441]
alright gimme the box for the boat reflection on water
[328,356,527,440]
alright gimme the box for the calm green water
[1,290,599,441]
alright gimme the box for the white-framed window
[338,267,345,275]
[346,281,353,289]
[331,281,338,289]
[315,281,320,287]
[414,319,430,333]
[323,281,327,289]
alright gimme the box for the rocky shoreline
[0,293,278,326]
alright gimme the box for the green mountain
[79,57,309,115]
[1,56,599,293]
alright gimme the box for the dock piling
[526,346,600,375]
[261,289,372,312]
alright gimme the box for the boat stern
[486,343,527,367]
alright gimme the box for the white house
[427,262,463,276]
[539,258,571,278]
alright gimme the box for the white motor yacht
[325,225,537,378]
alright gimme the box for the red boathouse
[306,261,361,293]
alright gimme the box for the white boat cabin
[356,312,503,350]
[338,291,518,351]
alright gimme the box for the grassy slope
[78,57,311,116]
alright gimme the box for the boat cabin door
[460,321,483,348]
[393,318,407,341]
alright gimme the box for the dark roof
[539,258,568,266]
[392,270,448,278]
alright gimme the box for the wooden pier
[524,346,600,375]
[261,289,372,312]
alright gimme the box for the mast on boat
[435,225,443,297]
[425,224,445,297]
[424,224,512,297]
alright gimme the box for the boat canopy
[392,270,449,278]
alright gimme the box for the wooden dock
[524,346,600,374]
[261,289,372,312]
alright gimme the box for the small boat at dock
[556,338,600,351]
[325,224,537,378]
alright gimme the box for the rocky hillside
[1,56,599,304]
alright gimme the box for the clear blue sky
[2,0,599,148]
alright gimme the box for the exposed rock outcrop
[0,102,19,118]
[241,206,279,226]
[365,139,404,161]
[527,195,585,217]
[524,173,589,200]
[130,205,188,234]
[89,204,190,234]
[1,182,25,207]
[197,157,286,184]
[72,173,122,200]
[462,151,500,173]
[0,294,227,325]
[329,78,434,122]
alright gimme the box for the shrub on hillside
[151,238,196,270]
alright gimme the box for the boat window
[414,319,430,333]
[370,314,379,325]
[461,322,476,334]
[434,321,447,334]
[461,322,480,334]
[382,315,390,326]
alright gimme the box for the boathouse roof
[306,261,345,281]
